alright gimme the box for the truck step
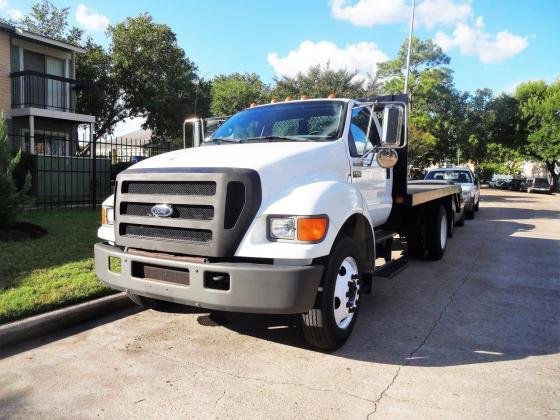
[372,257,409,279]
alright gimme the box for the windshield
[534,178,550,186]
[206,101,345,143]
[426,170,473,183]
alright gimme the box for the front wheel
[301,237,362,351]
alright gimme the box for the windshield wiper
[242,136,310,143]
[206,137,239,144]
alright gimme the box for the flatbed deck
[405,180,461,207]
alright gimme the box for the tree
[16,0,82,44]
[378,37,451,101]
[271,64,371,100]
[0,115,31,227]
[18,5,205,141]
[515,80,560,190]
[379,37,466,166]
[109,14,203,140]
[480,143,524,177]
[210,73,269,116]
[75,39,129,142]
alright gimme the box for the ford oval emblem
[150,204,174,218]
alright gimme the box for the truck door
[348,105,393,227]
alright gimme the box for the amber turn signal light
[101,208,107,225]
[297,216,328,242]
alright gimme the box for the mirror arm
[355,145,378,166]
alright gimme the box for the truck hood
[130,140,347,173]
[126,140,351,208]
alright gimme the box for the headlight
[269,217,296,240]
[268,215,328,242]
[101,206,114,225]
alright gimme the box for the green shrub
[0,115,32,227]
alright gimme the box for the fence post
[91,123,97,209]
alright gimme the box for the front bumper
[94,243,322,314]
[463,195,475,210]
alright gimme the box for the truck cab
[95,96,462,350]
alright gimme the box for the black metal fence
[8,132,181,209]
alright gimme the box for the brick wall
[0,31,11,117]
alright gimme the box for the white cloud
[267,40,388,81]
[435,17,528,63]
[416,0,471,29]
[75,4,109,31]
[330,0,471,28]
[330,0,407,27]
[0,0,23,21]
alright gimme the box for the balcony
[11,70,92,113]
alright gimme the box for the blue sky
[3,0,559,134]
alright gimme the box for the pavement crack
[138,347,375,405]
[214,391,225,406]
[366,239,488,419]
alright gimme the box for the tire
[405,209,427,258]
[301,237,362,351]
[456,209,465,227]
[474,200,479,211]
[426,205,448,260]
[466,206,475,219]
[447,207,455,238]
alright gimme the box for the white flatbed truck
[95,94,464,350]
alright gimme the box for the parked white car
[425,167,480,219]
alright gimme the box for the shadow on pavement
[3,195,558,369]
[481,206,560,220]
[203,216,560,366]
[0,306,144,359]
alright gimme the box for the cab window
[349,107,377,157]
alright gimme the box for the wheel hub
[333,257,360,329]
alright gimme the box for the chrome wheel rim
[333,256,360,329]
[440,213,447,249]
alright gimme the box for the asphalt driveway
[1,188,559,419]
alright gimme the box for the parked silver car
[425,167,480,219]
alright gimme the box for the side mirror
[376,148,398,168]
[381,105,404,147]
[184,118,204,148]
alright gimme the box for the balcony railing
[11,70,92,113]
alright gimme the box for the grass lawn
[0,210,114,324]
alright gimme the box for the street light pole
[403,0,416,96]
[182,119,188,149]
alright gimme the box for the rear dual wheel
[405,205,448,260]
[426,205,448,260]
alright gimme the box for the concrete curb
[0,292,133,350]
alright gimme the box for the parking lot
[1,188,559,419]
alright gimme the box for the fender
[235,180,374,260]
